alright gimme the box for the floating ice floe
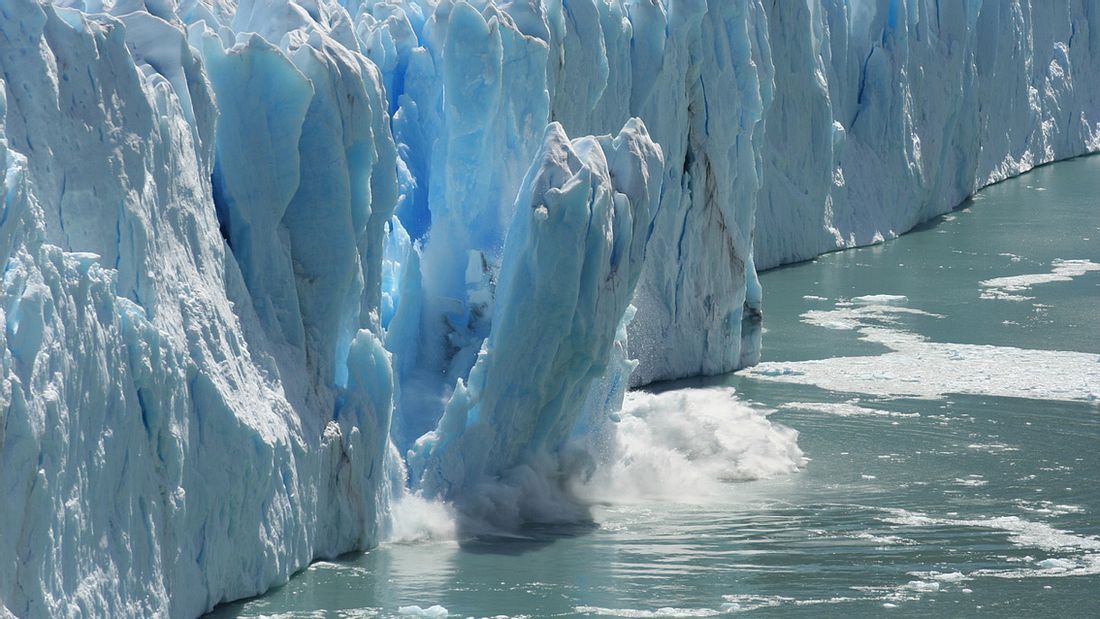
[778,401,919,418]
[979,259,1100,300]
[397,605,450,618]
[746,299,1100,402]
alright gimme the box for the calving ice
[0,0,1098,617]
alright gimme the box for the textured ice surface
[0,3,396,616]
[0,0,1099,616]
[755,0,1100,269]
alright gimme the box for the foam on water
[571,388,805,503]
[385,493,458,544]
[387,386,805,537]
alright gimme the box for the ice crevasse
[0,0,1097,616]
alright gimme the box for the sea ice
[746,300,1100,402]
[979,259,1100,300]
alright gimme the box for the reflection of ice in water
[745,297,1100,402]
[979,258,1100,300]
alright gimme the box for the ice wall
[1,0,1099,617]
[0,2,396,616]
[755,0,1100,268]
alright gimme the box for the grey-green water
[211,157,1100,618]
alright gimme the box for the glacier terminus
[0,0,1098,616]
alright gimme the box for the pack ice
[0,0,1097,616]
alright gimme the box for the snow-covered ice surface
[0,0,1099,616]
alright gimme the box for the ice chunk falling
[409,120,662,511]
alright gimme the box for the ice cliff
[756,0,1100,268]
[0,0,1097,616]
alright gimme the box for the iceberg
[0,0,1097,616]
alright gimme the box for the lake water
[210,156,1100,618]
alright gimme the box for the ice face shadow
[455,519,600,556]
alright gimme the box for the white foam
[1036,558,1077,569]
[953,477,988,487]
[980,259,1100,300]
[719,595,792,612]
[395,388,804,536]
[978,555,1100,579]
[386,493,458,544]
[1014,500,1084,516]
[882,509,1100,552]
[336,610,382,619]
[746,301,1100,402]
[852,532,918,546]
[572,388,805,503]
[967,443,1019,453]
[245,612,330,619]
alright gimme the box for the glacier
[0,0,1098,616]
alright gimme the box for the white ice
[746,300,1100,402]
[979,259,1100,300]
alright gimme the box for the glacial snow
[0,0,1098,616]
